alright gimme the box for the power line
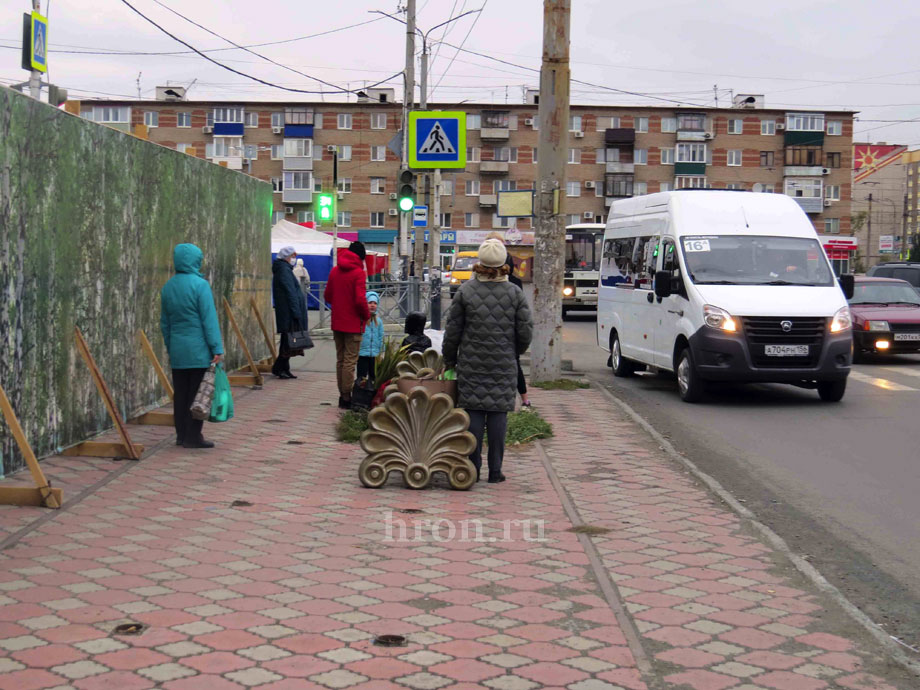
[430,1,487,99]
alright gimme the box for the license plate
[764,345,809,356]
[893,333,920,341]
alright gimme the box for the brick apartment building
[72,87,857,273]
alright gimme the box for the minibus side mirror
[839,273,855,300]
[654,271,673,299]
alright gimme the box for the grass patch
[531,379,589,391]
[336,410,369,443]
[505,408,554,446]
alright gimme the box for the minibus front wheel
[676,348,706,403]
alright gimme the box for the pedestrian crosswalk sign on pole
[30,11,48,73]
[409,111,466,169]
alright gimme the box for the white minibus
[596,191,854,402]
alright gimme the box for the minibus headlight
[865,320,889,332]
[830,307,852,333]
[450,277,460,284]
[563,286,574,296]
[703,305,737,332]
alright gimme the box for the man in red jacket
[324,242,371,409]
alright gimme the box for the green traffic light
[317,193,334,222]
[398,196,414,212]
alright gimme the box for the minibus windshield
[681,235,835,286]
[452,256,476,270]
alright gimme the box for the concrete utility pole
[400,0,416,280]
[28,0,41,100]
[867,193,873,268]
[531,0,571,383]
[414,37,428,277]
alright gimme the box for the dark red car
[849,276,920,359]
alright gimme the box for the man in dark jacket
[272,246,309,379]
[324,241,371,408]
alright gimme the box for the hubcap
[613,339,621,369]
[677,356,690,394]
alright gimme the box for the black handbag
[287,329,314,351]
[350,379,377,411]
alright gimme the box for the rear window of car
[871,267,893,277]
[892,268,920,286]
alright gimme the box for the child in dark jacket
[401,311,432,353]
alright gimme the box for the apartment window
[660,181,673,192]
[661,117,677,133]
[566,181,581,197]
[824,218,840,234]
[97,106,130,123]
[440,213,452,227]
[371,145,386,162]
[271,112,284,128]
[466,179,480,196]
[205,143,214,158]
[676,143,706,164]
[595,181,604,198]
[569,115,583,132]
[285,107,314,125]
[336,145,352,161]
[635,149,648,165]
[273,211,287,224]
[826,152,841,168]
[493,214,515,229]
[371,113,387,130]
[213,137,241,157]
[634,182,648,195]
[568,149,582,164]
[271,144,283,160]
[175,143,190,154]
[337,211,352,227]
[144,111,158,128]
[661,147,675,165]
[370,177,386,194]
[635,117,648,133]
[727,150,743,166]
[761,120,776,135]
[826,185,841,200]
[494,180,517,193]
[313,179,323,192]
[337,178,352,194]
[465,212,479,228]
[284,139,312,158]
[244,144,258,160]
[605,174,633,197]
[532,147,538,164]
[827,120,842,136]
[495,147,518,162]
[482,111,510,128]
[271,177,282,193]
[245,111,259,128]
[296,211,313,223]
[177,112,191,127]
[441,180,454,196]
[726,182,743,190]
[596,116,621,131]
[467,114,481,130]
[676,176,708,189]
[678,113,705,131]
[606,147,620,163]
[370,212,386,228]
[760,151,775,167]
[595,148,607,164]
[337,113,352,130]
[213,107,243,123]
[283,172,312,190]
[756,183,776,193]
[786,112,825,131]
[784,178,823,198]
[467,147,481,163]
[785,146,822,166]
[727,118,743,134]
[566,214,581,226]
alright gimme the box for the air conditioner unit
[327,145,337,153]
[525,118,534,126]
[284,207,294,214]
[388,192,398,200]
[585,181,596,189]
[776,122,785,130]
[822,167,830,175]
[703,132,713,139]
[388,208,398,216]
[337,191,345,200]
[583,211,594,219]
[272,126,283,134]
[824,199,832,207]
[202,125,213,134]
[574,131,585,139]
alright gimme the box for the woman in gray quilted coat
[443,239,533,483]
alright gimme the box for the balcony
[605,173,634,200]
[213,122,244,136]
[676,130,710,142]
[606,162,635,174]
[480,127,510,140]
[674,162,706,176]
[785,131,825,146]
[784,166,825,177]
[282,189,313,204]
[478,194,497,206]
[790,196,823,214]
[605,128,635,145]
[283,155,313,171]
[211,156,243,170]
[480,161,510,174]
[284,124,313,138]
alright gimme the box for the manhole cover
[398,508,424,514]
[112,622,146,635]
[286,440,305,445]
[373,634,407,647]
[231,500,253,507]
[568,525,611,535]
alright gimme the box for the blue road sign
[410,230,456,243]
[30,11,48,73]
[408,111,467,169]
[413,205,428,227]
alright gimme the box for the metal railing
[305,279,439,330]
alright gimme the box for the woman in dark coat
[443,239,533,483]
[272,246,309,379]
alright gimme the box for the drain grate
[286,440,305,445]
[263,419,287,423]
[373,634,407,647]
[398,508,424,514]
[231,500,253,508]
[112,622,146,635]
[568,524,611,535]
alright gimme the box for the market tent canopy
[270,219,350,255]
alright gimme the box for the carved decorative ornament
[396,349,444,379]
[359,388,477,490]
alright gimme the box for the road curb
[588,374,920,678]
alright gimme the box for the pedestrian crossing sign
[408,111,466,169]
[30,11,48,73]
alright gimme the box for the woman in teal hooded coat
[160,243,224,449]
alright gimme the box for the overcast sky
[2,0,919,146]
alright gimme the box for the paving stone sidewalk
[0,373,913,690]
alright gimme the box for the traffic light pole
[332,148,339,267]
[400,0,416,280]
[27,0,41,100]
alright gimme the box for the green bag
[209,363,234,423]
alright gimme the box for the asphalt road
[561,309,920,654]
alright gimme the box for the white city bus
[563,223,605,319]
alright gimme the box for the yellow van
[449,251,479,296]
